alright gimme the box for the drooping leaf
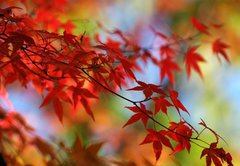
[160,45,176,58]
[80,97,95,121]
[119,58,137,80]
[159,58,181,85]
[166,121,192,154]
[123,103,152,128]
[191,17,210,35]
[128,81,166,99]
[212,39,230,63]
[168,88,189,115]
[153,96,173,115]
[63,30,76,45]
[184,46,206,79]
[53,97,63,123]
[200,142,233,166]
[76,88,98,99]
[2,32,35,55]
[140,129,173,161]
[40,85,65,108]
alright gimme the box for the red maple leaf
[40,85,72,122]
[63,30,77,46]
[159,58,181,85]
[167,121,192,154]
[104,37,122,50]
[212,39,230,63]
[80,97,95,121]
[184,46,206,79]
[191,17,210,35]
[153,96,173,115]
[53,98,64,123]
[71,87,98,107]
[201,142,233,166]
[140,129,173,161]
[3,32,35,54]
[109,67,126,89]
[40,85,65,108]
[128,81,166,99]
[118,58,137,80]
[168,87,189,115]
[123,103,152,128]
[68,85,98,120]
[160,45,176,58]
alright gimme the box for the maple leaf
[68,84,97,120]
[63,30,77,46]
[184,46,206,79]
[212,39,230,63]
[40,85,65,108]
[68,137,107,166]
[80,97,95,121]
[160,45,176,58]
[109,67,125,89]
[3,32,35,54]
[119,58,137,80]
[94,38,136,80]
[166,121,192,154]
[104,37,122,50]
[32,78,45,96]
[53,97,64,123]
[140,129,173,161]
[128,81,166,99]
[159,58,181,85]
[123,103,152,128]
[153,96,173,115]
[76,88,98,99]
[200,142,233,166]
[11,32,35,45]
[191,16,210,35]
[40,85,72,122]
[168,87,189,115]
